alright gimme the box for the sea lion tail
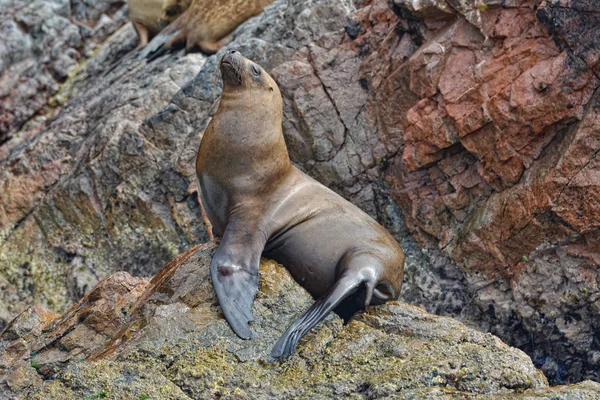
[271,273,374,359]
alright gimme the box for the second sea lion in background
[166,0,276,54]
[197,51,405,358]
[159,0,192,25]
[127,0,190,47]
[127,0,167,47]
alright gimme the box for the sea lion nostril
[220,56,242,86]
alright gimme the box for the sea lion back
[172,0,276,53]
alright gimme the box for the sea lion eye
[251,65,260,76]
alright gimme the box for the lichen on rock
[3,243,598,399]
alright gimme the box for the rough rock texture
[3,243,599,399]
[386,0,600,384]
[0,0,128,145]
[0,21,209,328]
[1,0,599,387]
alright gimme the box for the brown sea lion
[127,0,191,47]
[127,0,168,47]
[165,0,275,54]
[159,0,192,25]
[196,51,405,358]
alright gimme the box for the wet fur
[197,53,405,359]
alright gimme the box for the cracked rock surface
[2,243,599,399]
[0,0,128,144]
[0,0,599,387]
[388,0,600,384]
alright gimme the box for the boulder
[3,243,598,399]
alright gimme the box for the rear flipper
[271,273,376,359]
[141,11,187,61]
[143,29,186,61]
[132,21,149,48]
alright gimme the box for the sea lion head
[213,51,286,149]
[220,51,280,97]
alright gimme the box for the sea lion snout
[220,50,245,86]
[220,51,274,93]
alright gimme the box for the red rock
[386,0,600,382]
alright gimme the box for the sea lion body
[262,175,403,304]
[200,165,403,303]
[167,0,275,53]
[197,52,405,358]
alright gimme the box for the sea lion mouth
[220,51,244,86]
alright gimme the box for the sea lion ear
[269,87,273,92]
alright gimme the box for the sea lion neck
[218,88,282,129]
[197,83,291,192]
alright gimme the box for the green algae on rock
[3,243,598,399]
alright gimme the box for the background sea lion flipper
[210,222,265,339]
[140,11,187,60]
[271,272,373,359]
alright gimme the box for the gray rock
[3,244,589,399]
[0,0,129,143]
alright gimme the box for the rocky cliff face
[0,0,598,387]
[384,0,600,384]
[0,0,128,145]
[3,243,600,399]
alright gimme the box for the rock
[4,243,598,399]
[389,0,600,383]
[0,0,130,145]
[0,20,209,331]
[0,0,599,387]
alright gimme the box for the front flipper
[210,223,265,339]
[271,274,370,358]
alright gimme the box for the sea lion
[159,0,192,25]
[165,0,275,54]
[196,51,405,358]
[127,0,169,47]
